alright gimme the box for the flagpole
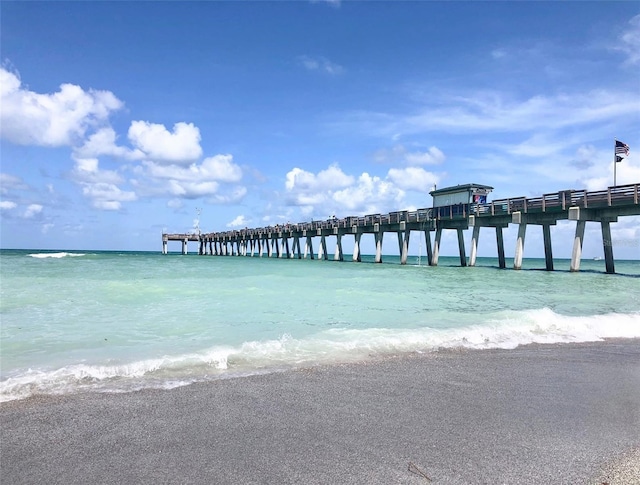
[614,140,617,187]
[614,140,630,187]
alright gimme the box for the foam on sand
[2,308,638,402]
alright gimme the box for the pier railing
[195,208,435,239]
[482,183,639,216]
[164,183,639,241]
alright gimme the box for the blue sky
[1,1,639,259]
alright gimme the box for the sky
[1,1,639,259]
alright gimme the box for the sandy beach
[1,339,639,484]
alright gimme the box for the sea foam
[28,252,86,259]
[2,308,638,403]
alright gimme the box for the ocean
[1,249,639,402]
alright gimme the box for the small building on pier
[430,183,493,219]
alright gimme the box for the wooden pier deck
[162,183,639,273]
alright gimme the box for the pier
[162,183,640,274]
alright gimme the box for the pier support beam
[268,238,274,258]
[305,236,314,260]
[398,230,410,265]
[283,237,290,258]
[353,233,362,262]
[457,228,467,267]
[496,226,506,269]
[374,232,384,263]
[334,234,343,261]
[542,224,554,271]
[424,230,433,266]
[182,238,188,255]
[570,220,586,272]
[514,223,527,270]
[601,220,615,274]
[293,236,302,259]
[276,238,283,258]
[319,236,328,260]
[469,225,480,267]
[162,240,168,255]
[431,227,442,266]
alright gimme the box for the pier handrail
[172,183,639,239]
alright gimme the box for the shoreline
[2,339,639,484]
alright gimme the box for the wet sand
[1,340,639,484]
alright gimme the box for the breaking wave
[2,308,639,402]
[28,252,86,259]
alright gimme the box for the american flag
[615,140,630,156]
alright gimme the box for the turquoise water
[1,249,639,401]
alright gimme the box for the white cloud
[167,180,219,198]
[23,204,43,218]
[139,154,244,199]
[339,90,639,138]
[285,163,353,191]
[70,157,123,185]
[128,121,202,164]
[211,186,248,204]
[405,147,445,165]
[227,215,249,228]
[615,14,640,65]
[69,156,136,210]
[332,173,405,214]
[81,182,137,210]
[0,200,17,210]
[0,68,123,147]
[411,91,637,133]
[373,145,445,165]
[74,127,144,160]
[200,155,243,182]
[491,48,507,60]
[387,167,439,192]
[298,55,344,75]
[0,173,29,194]
[503,134,570,158]
[285,163,408,216]
[167,199,184,209]
[310,0,341,7]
